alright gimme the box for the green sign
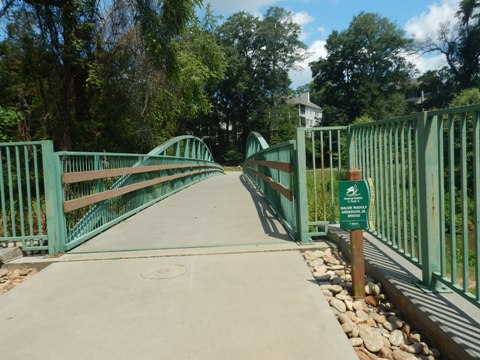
[339,179,374,230]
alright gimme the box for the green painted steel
[346,104,480,305]
[0,136,222,254]
[243,132,304,242]
[298,127,348,238]
[0,141,51,252]
[59,136,223,251]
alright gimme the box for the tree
[0,0,204,150]
[256,7,307,106]
[209,7,306,158]
[310,12,414,125]
[420,0,480,91]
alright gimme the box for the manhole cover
[140,264,186,280]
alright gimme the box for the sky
[206,0,461,88]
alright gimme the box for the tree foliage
[420,0,480,93]
[311,12,414,125]
[205,7,306,158]
[0,0,225,151]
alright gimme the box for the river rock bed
[0,267,37,295]
[303,247,442,360]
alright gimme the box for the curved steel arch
[245,132,269,160]
[147,135,215,162]
[64,135,221,249]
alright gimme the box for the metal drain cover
[141,264,186,280]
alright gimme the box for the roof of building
[287,96,322,110]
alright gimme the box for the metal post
[294,128,311,244]
[417,112,442,290]
[349,168,365,298]
[42,141,66,255]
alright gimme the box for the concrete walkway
[70,172,290,253]
[0,173,357,360]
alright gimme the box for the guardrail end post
[42,141,66,255]
[294,128,312,244]
[417,112,442,290]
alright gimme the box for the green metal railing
[296,127,348,237]
[349,105,480,304]
[245,104,480,305]
[243,132,304,242]
[0,136,223,254]
[58,136,223,251]
[349,115,420,264]
[0,141,61,254]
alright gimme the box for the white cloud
[292,11,314,27]
[405,52,447,74]
[405,0,459,41]
[291,11,315,41]
[205,0,280,15]
[317,26,326,35]
[289,40,327,88]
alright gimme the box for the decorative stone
[371,327,390,336]
[322,254,340,265]
[330,298,346,313]
[349,337,363,347]
[365,282,375,295]
[314,274,331,282]
[8,269,21,280]
[372,313,387,324]
[309,258,324,267]
[331,277,341,285]
[401,323,411,338]
[355,310,369,322]
[328,264,344,270]
[304,250,318,261]
[329,285,343,294]
[373,283,382,296]
[0,282,10,291]
[365,295,379,307]
[379,346,393,359]
[389,330,405,347]
[345,300,354,311]
[350,325,360,338]
[19,268,31,276]
[322,290,333,297]
[337,313,350,324]
[355,349,371,360]
[409,333,421,343]
[383,321,394,331]
[366,318,376,327]
[342,321,356,334]
[314,265,328,275]
[0,268,9,278]
[388,316,403,329]
[392,349,417,360]
[334,269,346,277]
[359,328,384,353]
[402,342,423,355]
[353,300,363,311]
[314,250,324,257]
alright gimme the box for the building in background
[287,92,323,128]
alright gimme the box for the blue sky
[206,0,461,88]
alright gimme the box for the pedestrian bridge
[2,105,480,303]
[69,171,291,253]
[2,104,480,359]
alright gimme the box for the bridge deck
[70,172,290,253]
[0,171,358,360]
